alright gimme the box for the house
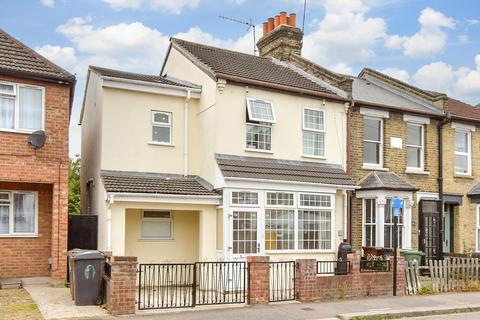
[80,12,357,264]
[0,28,75,281]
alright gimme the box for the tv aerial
[219,15,258,55]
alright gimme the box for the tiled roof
[447,98,480,122]
[216,154,356,187]
[358,172,418,191]
[101,170,219,196]
[90,66,199,88]
[169,38,343,99]
[468,182,480,197]
[0,28,75,82]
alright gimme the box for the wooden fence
[405,257,480,295]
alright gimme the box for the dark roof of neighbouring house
[101,170,219,196]
[215,154,356,187]
[468,182,480,197]
[0,28,75,83]
[167,38,346,101]
[358,172,418,191]
[89,65,200,88]
[447,98,480,122]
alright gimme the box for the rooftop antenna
[302,0,307,32]
[219,15,257,55]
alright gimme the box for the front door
[231,210,260,258]
[443,204,454,253]
[419,199,442,264]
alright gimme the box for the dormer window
[245,98,275,152]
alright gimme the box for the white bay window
[0,191,37,236]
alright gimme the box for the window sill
[148,142,175,147]
[138,238,174,241]
[0,128,41,135]
[454,174,475,179]
[0,234,38,238]
[245,148,273,154]
[405,169,430,175]
[302,154,326,160]
[362,165,389,171]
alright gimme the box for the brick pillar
[247,256,269,305]
[389,255,406,296]
[295,259,316,302]
[106,256,138,315]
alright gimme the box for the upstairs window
[455,130,471,175]
[302,108,325,157]
[151,111,172,144]
[0,82,44,132]
[245,98,275,152]
[363,117,383,166]
[407,123,424,170]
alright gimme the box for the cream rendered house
[81,16,357,264]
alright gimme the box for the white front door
[231,209,261,258]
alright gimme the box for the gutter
[101,76,201,93]
[223,176,360,190]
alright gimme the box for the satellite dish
[28,130,46,149]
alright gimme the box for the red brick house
[0,28,75,281]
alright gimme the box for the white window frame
[0,190,38,237]
[302,107,326,158]
[246,98,276,123]
[140,210,173,240]
[406,123,425,171]
[454,129,472,175]
[363,116,384,167]
[362,198,377,247]
[151,110,172,145]
[245,123,272,152]
[383,198,404,249]
[0,81,45,133]
[230,191,259,207]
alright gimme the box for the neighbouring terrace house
[0,28,75,281]
[81,11,358,264]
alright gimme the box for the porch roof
[468,182,480,197]
[358,171,419,191]
[101,170,219,196]
[215,154,356,187]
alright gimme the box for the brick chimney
[257,11,303,60]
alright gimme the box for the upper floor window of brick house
[363,117,383,166]
[151,111,172,144]
[245,98,275,152]
[406,123,424,170]
[454,129,471,175]
[0,191,37,236]
[302,107,325,157]
[0,82,44,132]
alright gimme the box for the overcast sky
[1,0,479,157]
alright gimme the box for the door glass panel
[233,211,257,254]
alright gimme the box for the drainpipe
[437,111,451,258]
[106,195,114,251]
[184,90,191,177]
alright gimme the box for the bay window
[0,82,44,132]
[384,198,403,249]
[363,199,376,247]
[406,123,424,170]
[0,191,37,236]
[302,108,325,157]
[455,130,471,175]
[363,117,383,166]
[245,98,275,152]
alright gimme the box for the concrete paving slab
[25,284,112,320]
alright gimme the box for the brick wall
[0,74,71,280]
[104,256,138,315]
[247,256,270,305]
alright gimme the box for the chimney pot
[263,22,268,35]
[279,11,287,25]
[267,17,274,33]
[274,15,280,28]
[289,13,296,27]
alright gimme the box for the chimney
[257,11,303,60]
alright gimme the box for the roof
[216,154,356,187]
[0,28,75,83]
[101,170,219,196]
[358,172,418,191]
[468,182,480,197]
[352,77,444,116]
[89,65,200,89]
[168,38,346,101]
[447,98,480,122]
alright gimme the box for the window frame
[246,98,276,123]
[151,110,173,145]
[302,107,326,158]
[363,116,383,167]
[230,191,260,207]
[363,198,377,247]
[0,81,45,133]
[383,198,404,249]
[454,129,472,175]
[0,190,38,237]
[140,210,173,240]
[406,123,425,171]
[245,122,272,152]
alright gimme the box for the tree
[69,154,81,214]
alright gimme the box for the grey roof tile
[101,170,219,196]
[358,171,418,191]
[468,182,480,196]
[216,154,356,187]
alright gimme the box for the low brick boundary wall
[247,256,270,304]
[104,256,138,315]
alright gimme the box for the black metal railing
[269,261,295,302]
[360,259,391,272]
[317,260,351,275]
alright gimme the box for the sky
[1,0,479,157]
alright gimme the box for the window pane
[455,131,468,153]
[233,211,257,254]
[232,191,258,205]
[303,131,324,156]
[0,205,9,234]
[364,118,381,141]
[304,109,324,131]
[153,112,170,124]
[265,209,294,250]
[152,126,170,143]
[407,147,421,168]
[407,124,422,146]
[0,84,14,95]
[363,141,380,164]
[0,97,15,129]
[19,87,42,130]
[300,194,331,208]
[246,124,271,151]
[142,220,171,238]
[298,210,332,250]
[13,193,35,233]
[455,154,468,173]
[248,100,274,122]
[266,192,294,206]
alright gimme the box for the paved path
[126,292,480,320]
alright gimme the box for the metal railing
[269,261,295,302]
[360,259,391,272]
[317,260,351,275]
